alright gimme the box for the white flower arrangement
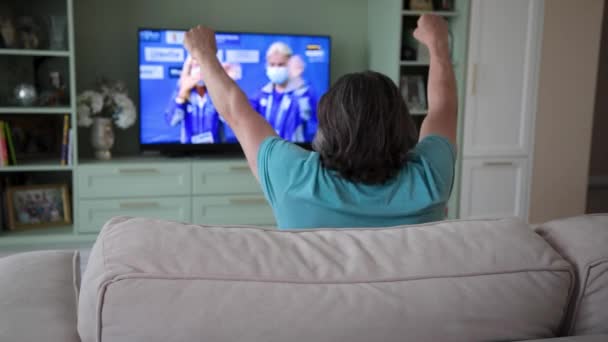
[77,80,137,129]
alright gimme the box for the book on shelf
[0,121,8,167]
[0,178,8,231]
[60,114,70,166]
[67,128,73,166]
[4,122,17,166]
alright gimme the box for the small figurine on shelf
[16,16,45,50]
[39,71,68,106]
[0,3,17,48]
[0,16,17,48]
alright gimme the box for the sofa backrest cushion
[79,217,573,342]
[0,250,81,342]
[536,214,608,335]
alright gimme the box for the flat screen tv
[138,28,331,154]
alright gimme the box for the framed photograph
[400,75,428,113]
[6,184,71,230]
[433,0,454,11]
[409,0,434,11]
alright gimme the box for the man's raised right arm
[415,15,458,146]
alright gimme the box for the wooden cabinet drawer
[77,197,191,234]
[192,195,275,227]
[192,161,261,195]
[77,163,191,198]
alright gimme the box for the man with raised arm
[184,15,457,229]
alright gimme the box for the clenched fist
[184,25,218,62]
[413,14,449,52]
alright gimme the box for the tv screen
[138,29,331,152]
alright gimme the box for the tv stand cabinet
[76,157,276,234]
[0,156,275,252]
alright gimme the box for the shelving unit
[0,0,80,250]
[0,49,70,57]
[402,10,458,17]
[0,163,74,173]
[368,0,470,219]
[399,61,430,66]
[0,107,72,114]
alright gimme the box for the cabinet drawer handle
[483,161,514,167]
[229,198,267,205]
[118,168,160,175]
[229,165,250,172]
[119,202,160,209]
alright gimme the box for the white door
[463,0,543,157]
[459,158,529,219]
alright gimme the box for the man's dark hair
[312,71,418,185]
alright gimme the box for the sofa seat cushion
[79,217,573,342]
[536,214,608,336]
[0,250,81,342]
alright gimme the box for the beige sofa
[0,215,606,342]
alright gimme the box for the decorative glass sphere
[14,84,38,106]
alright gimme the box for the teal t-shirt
[257,135,456,229]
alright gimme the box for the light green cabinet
[77,162,192,198]
[192,195,275,227]
[78,197,192,233]
[74,158,274,233]
[192,161,261,195]
[191,160,275,226]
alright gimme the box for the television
[138,28,331,154]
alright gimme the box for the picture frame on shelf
[6,183,71,231]
[400,75,427,113]
[433,0,454,11]
[409,0,434,11]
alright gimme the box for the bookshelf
[0,164,74,173]
[368,0,471,219]
[402,10,458,17]
[0,0,79,249]
[0,49,70,57]
[0,107,72,114]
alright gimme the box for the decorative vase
[48,15,67,50]
[91,117,114,160]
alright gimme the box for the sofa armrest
[0,250,81,342]
[536,214,608,336]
